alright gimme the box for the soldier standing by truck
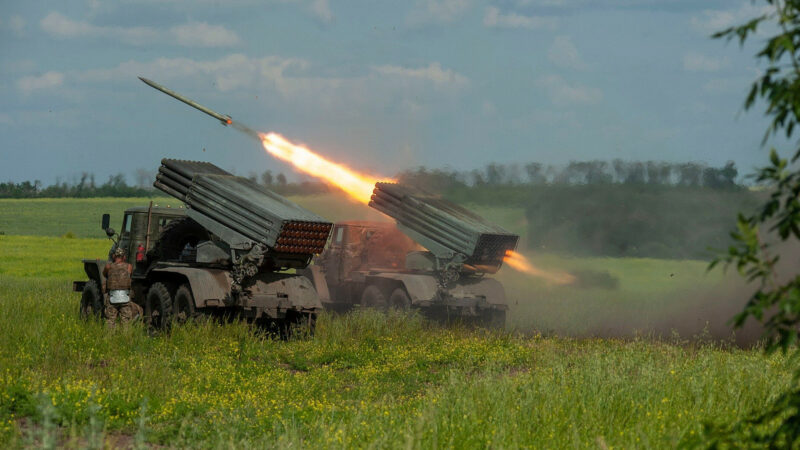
[103,248,139,327]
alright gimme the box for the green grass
[0,198,174,239]
[0,234,792,447]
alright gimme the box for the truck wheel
[388,288,411,310]
[173,284,198,324]
[146,282,173,329]
[361,285,387,309]
[80,280,103,320]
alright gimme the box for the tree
[524,162,547,185]
[708,1,800,445]
[260,170,273,187]
[678,162,703,187]
[623,161,646,185]
[485,163,506,185]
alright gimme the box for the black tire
[388,288,411,310]
[361,285,387,309]
[173,284,198,324]
[80,280,103,320]
[146,282,173,329]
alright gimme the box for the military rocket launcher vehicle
[301,183,519,327]
[74,159,332,332]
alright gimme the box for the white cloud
[683,52,729,72]
[537,74,602,106]
[17,72,64,94]
[78,54,309,93]
[69,55,467,114]
[7,15,26,36]
[171,22,241,47]
[309,0,333,23]
[548,36,586,70]
[690,2,773,35]
[40,11,241,48]
[483,6,557,30]
[371,62,468,87]
[407,0,472,25]
[40,11,160,44]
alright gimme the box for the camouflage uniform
[103,259,141,327]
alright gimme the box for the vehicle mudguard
[150,267,233,308]
[366,273,439,304]
[83,259,107,286]
[298,265,330,303]
[447,277,507,307]
[247,272,322,312]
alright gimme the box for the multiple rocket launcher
[139,77,519,271]
[154,158,332,256]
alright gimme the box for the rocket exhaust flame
[259,132,392,204]
[504,250,576,285]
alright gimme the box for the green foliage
[397,160,742,190]
[524,185,761,259]
[709,0,800,446]
[0,235,793,447]
[0,173,156,199]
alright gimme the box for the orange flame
[259,132,391,204]
[504,250,575,285]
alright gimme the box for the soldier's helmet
[113,248,126,259]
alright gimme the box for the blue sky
[0,0,780,185]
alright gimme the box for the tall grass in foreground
[0,272,792,448]
[0,235,788,447]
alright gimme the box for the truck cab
[113,205,186,272]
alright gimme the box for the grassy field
[0,234,792,448]
[0,198,785,447]
[0,195,523,241]
[0,196,752,339]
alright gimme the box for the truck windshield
[122,214,132,234]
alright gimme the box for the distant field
[0,234,790,447]
[0,195,527,241]
[0,197,174,239]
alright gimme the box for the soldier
[103,248,140,327]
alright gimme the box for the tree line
[1,159,741,199]
[397,159,740,192]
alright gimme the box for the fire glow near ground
[258,131,573,283]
